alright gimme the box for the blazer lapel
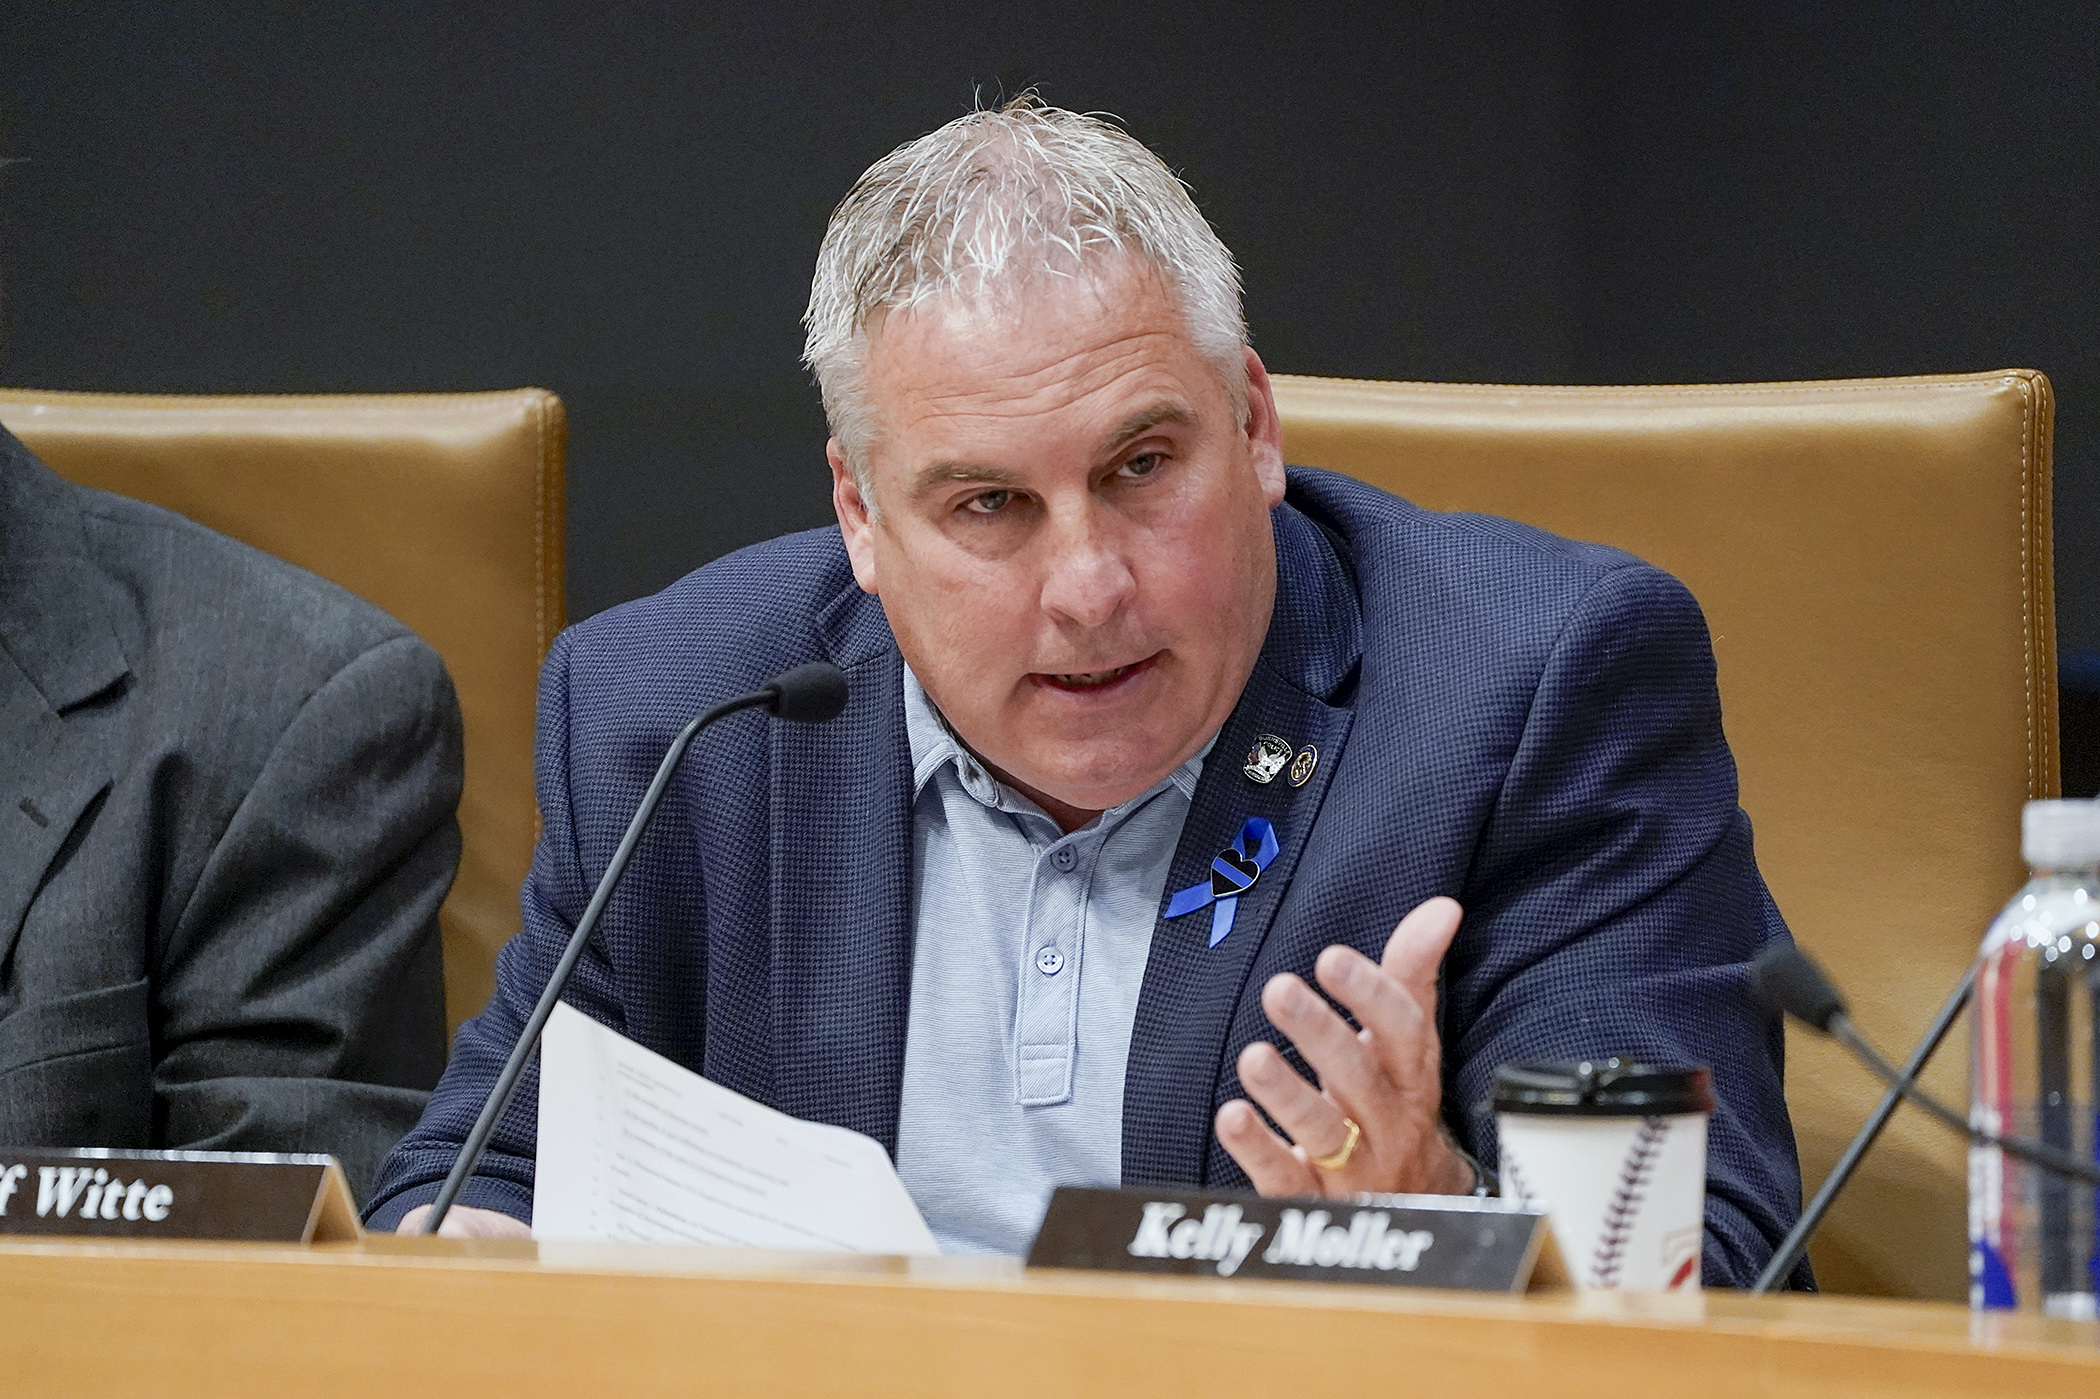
[0,438,131,974]
[1122,505,1363,1187]
[764,587,916,1155]
[0,432,133,718]
[0,677,115,978]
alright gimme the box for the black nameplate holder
[1028,1185,1565,1292]
[0,1147,360,1243]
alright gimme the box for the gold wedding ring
[1309,1116,1362,1172]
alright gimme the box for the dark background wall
[4,1,2097,769]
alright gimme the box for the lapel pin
[1242,734,1292,785]
[1288,745,1318,788]
[1165,817,1280,948]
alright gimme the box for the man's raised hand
[1214,896,1476,1198]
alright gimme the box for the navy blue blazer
[368,468,1804,1286]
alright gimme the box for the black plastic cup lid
[1492,1058,1714,1117]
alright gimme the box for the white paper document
[533,1002,938,1254]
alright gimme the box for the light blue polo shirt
[892,667,1211,1255]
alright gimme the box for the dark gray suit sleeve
[150,633,460,1204]
[363,627,594,1230]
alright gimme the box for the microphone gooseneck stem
[422,687,776,1235]
[1750,963,1975,1295]
[1826,1009,2100,1188]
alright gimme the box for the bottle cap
[1492,1058,1713,1117]
[2021,799,2100,869]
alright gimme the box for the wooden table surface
[0,1234,2092,1396]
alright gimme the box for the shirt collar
[901,664,1211,820]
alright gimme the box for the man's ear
[828,438,881,595]
[1241,347,1287,507]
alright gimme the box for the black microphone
[1746,943,2100,1283]
[1747,953,1975,1294]
[421,660,850,1235]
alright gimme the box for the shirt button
[1035,947,1066,976]
[1051,847,1078,872]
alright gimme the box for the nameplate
[0,1148,360,1243]
[1027,1186,1562,1292]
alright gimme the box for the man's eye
[1122,453,1164,478]
[963,489,1013,515]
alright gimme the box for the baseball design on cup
[1493,1058,1714,1291]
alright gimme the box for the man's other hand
[1215,896,1476,1198]
[396,1203,533,1239]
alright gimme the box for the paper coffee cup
[1493,1059,1712,1291]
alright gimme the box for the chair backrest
[0,389,564,1036]
[1272,369,2056,1301]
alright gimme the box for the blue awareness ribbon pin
[1164,816,1280,948]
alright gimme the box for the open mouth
[1033,654,1159,693]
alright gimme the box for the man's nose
[1036,508,1136,629]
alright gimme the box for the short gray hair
[803,97,1248,475]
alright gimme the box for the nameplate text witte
[1027,1186,1562,1292]
[0,1148,360,1243]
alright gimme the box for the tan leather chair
[0,389,564,1037]
[1273,369,2056,1300]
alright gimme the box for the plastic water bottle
[1970,799,2100,1315]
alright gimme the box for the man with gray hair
[368,98,1805,1287]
